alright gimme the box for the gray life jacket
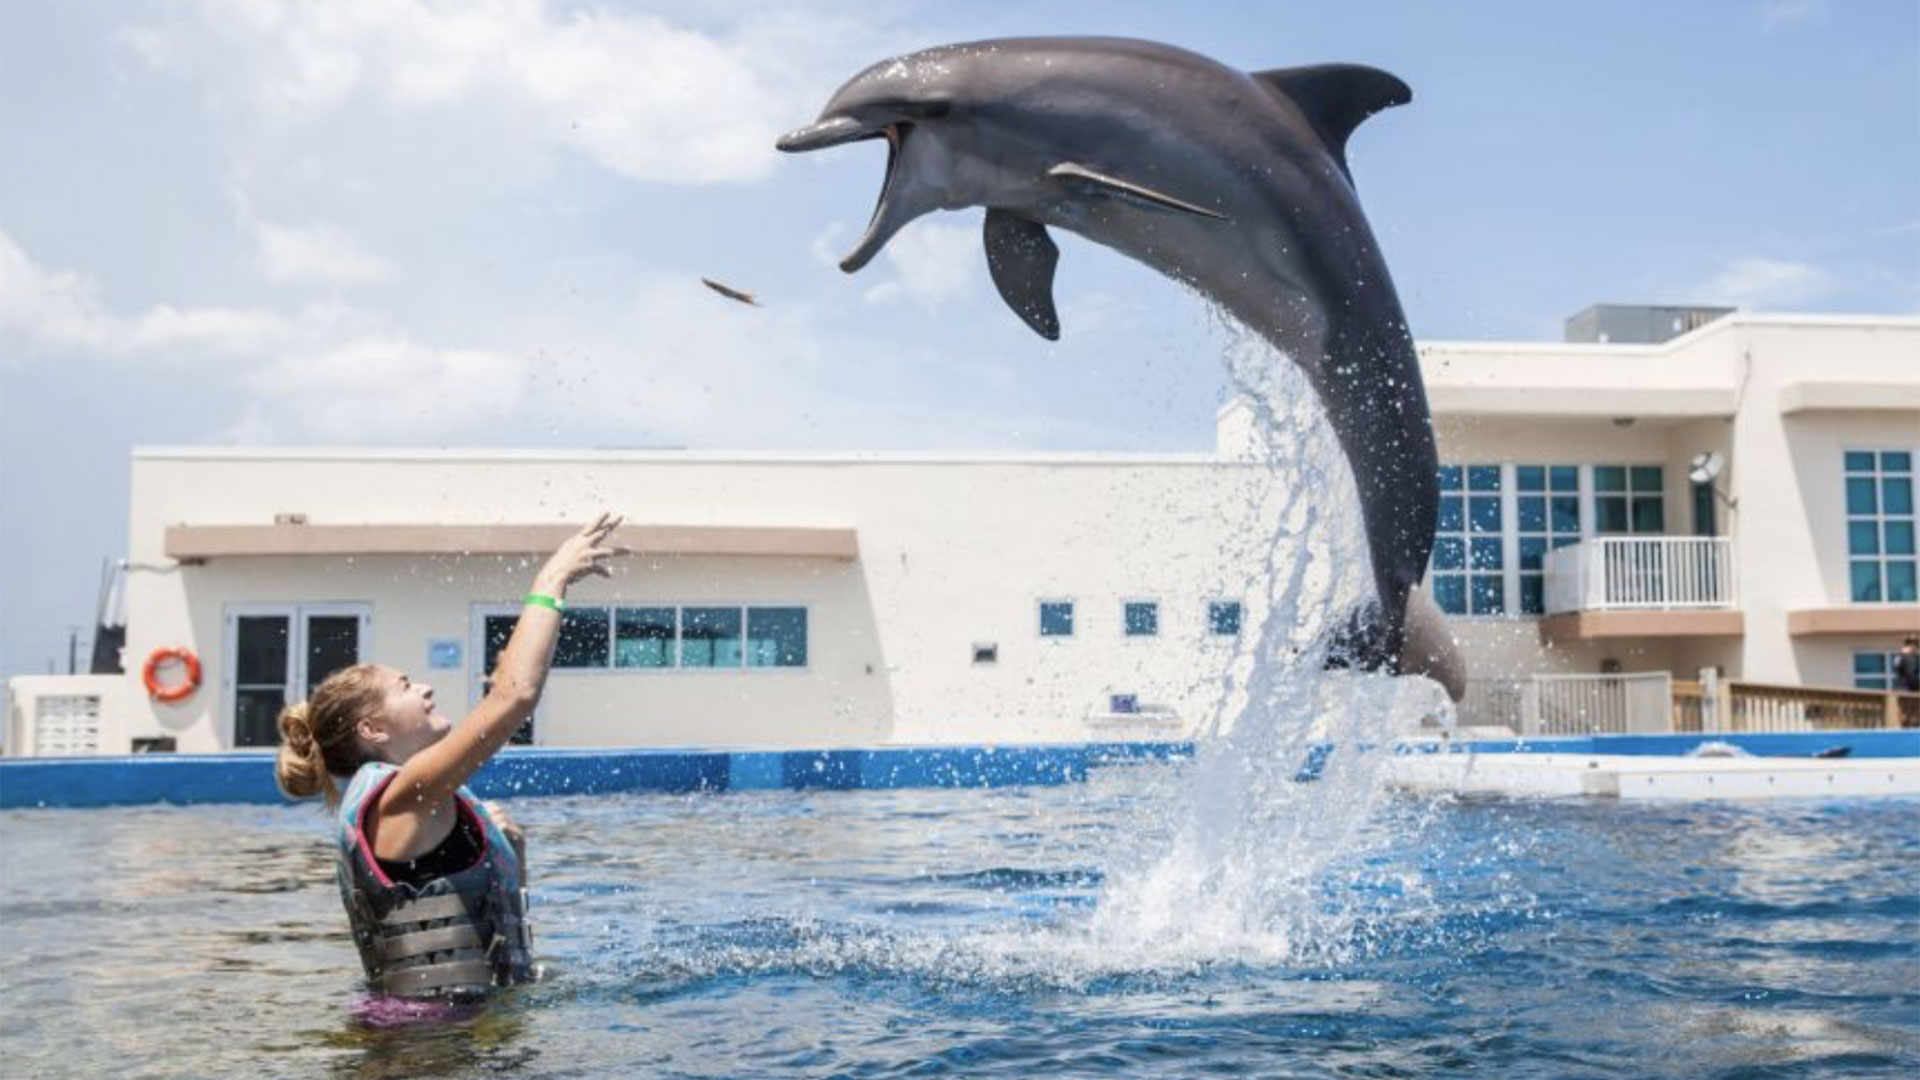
[333,762,535,1000]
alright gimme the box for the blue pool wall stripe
[2,732,1914,809]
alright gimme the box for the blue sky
[2,0,1916,677]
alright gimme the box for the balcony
[1541,537,1743,642]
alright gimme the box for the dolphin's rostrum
[779,37,1464,699]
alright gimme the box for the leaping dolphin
[779,37,1463,698]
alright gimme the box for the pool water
[2,760,1916,1079]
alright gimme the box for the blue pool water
[2,758,1916,1079]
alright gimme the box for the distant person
[1895,635,1920,693]
[274,514,627,1006]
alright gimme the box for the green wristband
[523,592,565,612]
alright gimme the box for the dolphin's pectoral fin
[1046,163,1228,221]
[1250,64,1411,181]
[983,209,1062,341]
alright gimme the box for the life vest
[333,762,535,1000]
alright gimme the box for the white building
[8,310,1918,755]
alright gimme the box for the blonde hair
[274,663,388,806]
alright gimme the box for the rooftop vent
[1564,304,1734,345]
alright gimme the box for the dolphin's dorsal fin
[983,209,1061,341]
[1251,64,1411,179]
[1046,163,1228,221]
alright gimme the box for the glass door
[224,604,372,748]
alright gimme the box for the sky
[1,0,1916,677]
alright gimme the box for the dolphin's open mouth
[777,117,910,274]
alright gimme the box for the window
[746,607,808,668]
[1124,600,1159,637]
[1039,600,1075,637]
[1853,649,1897,690]
[1208,600,1243,636]
[1432,465,1505,615]
[972,642,998,665]
[1594,465,1664,534]
[615,607,676,668]
[680,607,744,668]
[1515,465,1581,615]
[554,607,612,668]
[480,613,536,743]
[1846,450,1917,603]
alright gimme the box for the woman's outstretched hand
[535,513,629,595]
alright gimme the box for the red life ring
[143,647,202,704]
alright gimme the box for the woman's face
[362,665,449,763]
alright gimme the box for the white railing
[1544,536,1735,613]
[1522,671,1674,735]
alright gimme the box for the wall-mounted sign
[427,638,463,670]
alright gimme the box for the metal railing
[1544,536,1735,613]
[1524,671,1674,735]
[1679,680,1920,733]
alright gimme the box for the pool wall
[3,731,1913,809]
[0,742,1193,809]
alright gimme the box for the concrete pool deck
[1388,751,1920,799]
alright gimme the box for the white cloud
[124,0,872,185]
[0,229,114,352]
[1759,0,1830,31]
[862,221,979,312]
[228,337,528,442]
[1700,257,1836,309]
[256,220,395,285]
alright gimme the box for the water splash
[1063,317,1452,970]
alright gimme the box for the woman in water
[274,514,627,1001]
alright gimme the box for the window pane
[1597,497,1628,534]
[1595,466,1626,493]
[1519,575,1545,616]
[1517,496,1546,532]
[1438,496,1464,533]
[1886,521,1916,556]
[1850,560,1883,602]
[1847,477,1878,515]
[1631,496,1666,534]
[1630,466,1663,491]
[234,690,285,748]
[1889,561,1918,603]
[615,607,676,668]
[305,616,360,695]
[1208,602,1242,636]
[1550,466,1579,492]
[1854,650,1888,675]
[1882,451,1912,472]
[1470,537,1503,570]
[1470,576,1505,615]
[1433,575,1466,615]
[1518,536,1548,572]
[747,607,808,668]
[1124,601,1159,637]
[235,615,289,685]
[1551,496,1581,534]
[1437,465,1462,492]
[1467,465,1501,492]
[1844,450,1875,472]
[483,616,516,674]
[681,607,743,667]
[1850,521,1881,555]
[1432,537,1465,570]
[1516,466,1545,492]
[1882,477,1913,515]
[1039,601,1074,637]
[1469,496,1501,533]
[554,607,611,668]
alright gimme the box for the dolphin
[778,37,1463,698]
